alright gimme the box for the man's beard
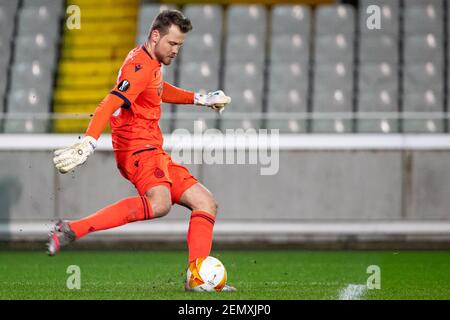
[154,42,172,65]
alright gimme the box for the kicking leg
[47,185,171,256]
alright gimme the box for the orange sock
[68,196,153,239]
[187,211,216,263]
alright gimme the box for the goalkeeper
[48,10,234,291]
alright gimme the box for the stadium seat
[448,1,450,35]
[9,61,54,95]
[404,2,444,35]
[4,0,64,133]
[315,34,354,64]
[313,5,355,133]
[315,5,355,36]
[222,62,264,130]
[14,35,57,68]
[404,0,443,6]
[403,62,443,133]
[358,89,398,113]
[404,89,443,113]
[402,1,444,133]
[180,6,222,64]
[357,90,399,133]
[179,62,220,95]
[267,63,308,133]
[173,6,224,133]
[270,34,310,64]
[183,5,223,37]
[314,63,353,92]
[0,0,19,11]
[270,6,310,63]
[176,61,220,132]
[269,63,309,98]
[0,4,18,42]
[0,38,11,71]
[181,34,221,64]
[220,5,268,130]
[173,108,218,134]
[404,34,443,65]
[357,0,400,133]
[6,88,51,113]
[267,5,311,133]
[313,62,354,132]
[311,89,353,133]
[227,5,267,36]
[225,33,265,67]
[3,114,49,133]
[0,74,6,105]
[2,0,447,135]
[17,7,61,40]
[359,0,399,36]
[357,62,399,132]
[271,5,310,36]
[402,89,444,133]
[359,62,398,93]
[403,62,443,93]
[0,0,19,116]
[22,0,64,16]
[359,35,398,64]
[224,63,264,109]
[314,5,355,64]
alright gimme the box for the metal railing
[0,112,448,134]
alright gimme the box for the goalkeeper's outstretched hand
[53,136,97,173]
[194,90,231,114]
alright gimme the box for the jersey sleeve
[110,62,151,107]
[85,93,124,139]
[162,81,195,104]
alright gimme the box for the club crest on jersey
[118,79,130,92]
[154,168,165,178]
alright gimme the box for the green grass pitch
[0,250,449,299]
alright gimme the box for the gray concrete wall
[0,151,55,221]
[406,151,450,220]
[203,151,403,220]
[0,150,449,223]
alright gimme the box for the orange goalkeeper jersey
[109,45,194,152]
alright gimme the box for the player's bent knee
[144,185,172,218]
[192,196,218,217]
[211,198,219,215]
[151,200,171,218]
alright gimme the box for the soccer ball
[186,256,227,292]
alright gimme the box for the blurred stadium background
[1,0,450,250]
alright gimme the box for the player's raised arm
[162,81,231,113]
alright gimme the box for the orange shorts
[114,148,198,204]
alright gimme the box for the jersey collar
[141,45,161,66]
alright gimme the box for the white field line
[338,284,367,300]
